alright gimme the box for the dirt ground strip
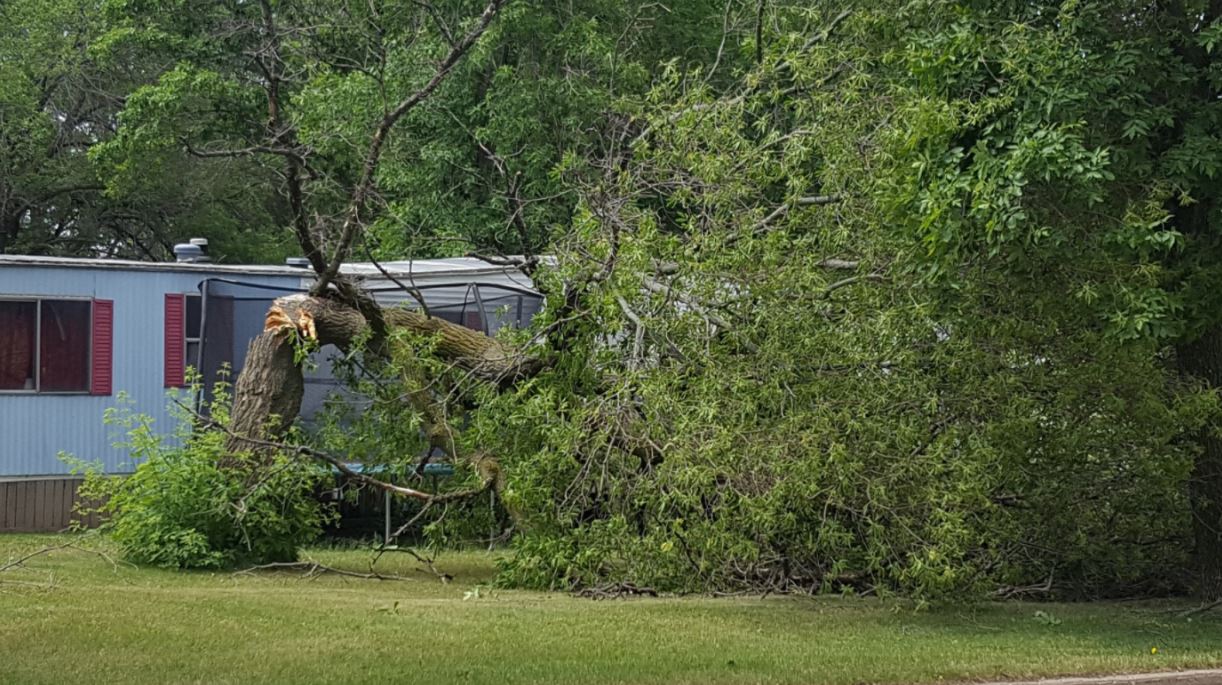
[978,669,1222,685]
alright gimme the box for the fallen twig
[0,542,127,574]
[574,582,659,600]
[1179,598,1222,618]
[0,576,58,590]
[370,545,453,584]
[994,573,1055,600]
[234,559,408,581]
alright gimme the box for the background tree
[91,0,729,501]
[0,0,291,260]
[858,0,1222,598]
[93,0,732,266]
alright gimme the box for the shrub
[71,382,331,569]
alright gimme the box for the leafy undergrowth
[1,534,1220,685]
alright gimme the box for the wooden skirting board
[0,478,103,533]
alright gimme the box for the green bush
[70,383,331,569]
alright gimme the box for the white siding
[0,265,301,476]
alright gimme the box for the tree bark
[227,330,305,453]
[1178,324,1222,600]
[266,294,538,381]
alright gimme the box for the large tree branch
[255,0,329,277]
[311,0,508,297]
[227,291,542,450]
[265,294,541,383]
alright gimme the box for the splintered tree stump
[227,330,305,453]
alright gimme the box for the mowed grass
[2,535,1222,685]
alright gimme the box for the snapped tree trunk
[1178,324,1222,600]
[225,294,541,453]
[227,330,306,452]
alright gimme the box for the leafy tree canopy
[0,0,293,260]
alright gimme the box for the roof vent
[284,257,311,268]
[173,243,209,263]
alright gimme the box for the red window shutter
[164,294,185,388]
[90,300,114,396]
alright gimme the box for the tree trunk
[0,208,19,254]
[1178,325,1222,600]
[227,330,305,452]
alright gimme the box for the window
[185,294,202,374]
[165,293,203,388]
[0,301,36,390]
[0,299,93,393]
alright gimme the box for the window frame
[184,293,202,378]
[0,296,94,395]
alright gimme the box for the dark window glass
[185,294,202,339]
[0,301,36,390]
[39,300,91,392]
[186,341,201,373]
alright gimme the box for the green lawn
[1,534,1221,684]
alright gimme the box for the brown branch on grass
[573,582,659,599]
[994,573,1055,600]
[0,543,76,573]
[0,542,127,575]
[370,544,453,583]
[234,559,409,581]
[0,577,58,590]
[1180,598,1222,618]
